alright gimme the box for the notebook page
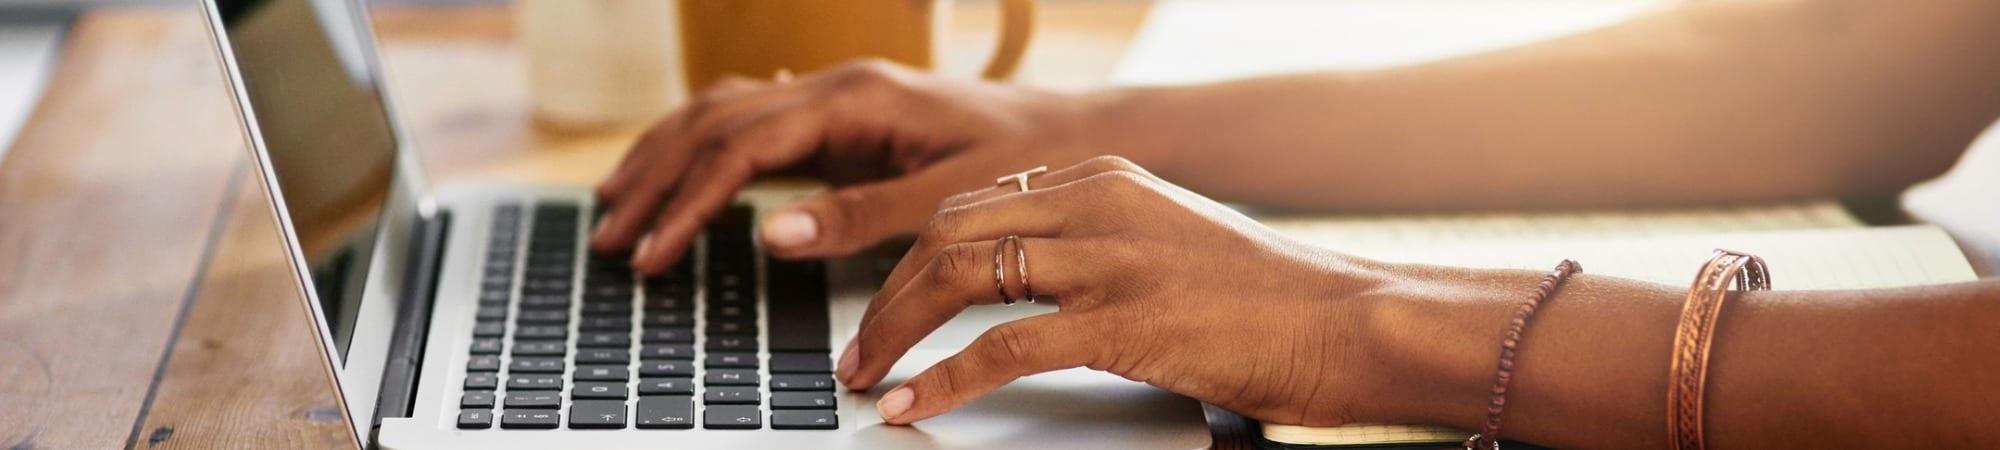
[1261,225,1976,445]
[1261,201,1861,254]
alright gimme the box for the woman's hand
[836,156,1412,426]
[590,59,1116,275]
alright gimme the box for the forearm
[1080,0,2000,210]
[1363,264,2000,448]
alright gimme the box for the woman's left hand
[836,156,1413,426]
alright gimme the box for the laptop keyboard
[456,201,837,431]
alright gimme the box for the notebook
[1254,202,1980,447]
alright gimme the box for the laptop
[197,0,1212,448]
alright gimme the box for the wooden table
[0,3,1224,449]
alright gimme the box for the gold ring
[994,236,1017,305]
[996,166,1048,192]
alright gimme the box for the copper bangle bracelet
[1465,259,1583,450]
[1667,249,1770,450]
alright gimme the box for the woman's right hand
[590,60,1124,275]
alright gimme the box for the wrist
[1357,263,1547,430]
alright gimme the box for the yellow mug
[676,0,1037,91]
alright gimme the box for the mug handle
[979,0,1037,80]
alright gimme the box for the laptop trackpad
[834,304,1211,449]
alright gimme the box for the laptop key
[466,355,501,372]
[771,392,836,409]
[769,353,831,374]
[504,391,561,409]
[579,332,631,348]
[518,294,570,309]
[635,396,695,429]
[705,352,757,368]
[517,310,568,324]
[464,373,498,389]
[771,410,839,430]
[500,410,560,429]
[569,400,628,429]
[642,328,694,343]
[469,338,503,354]
[576,349,631,364]
[768,260,830,351]
[509,357,565,373]
[705,369,758,386]
[574,381,629,399]
[705,334,755,351]
[581,302,633,316]
[642,312,690,327]
[475,306,507,321]
[461,391,496,408]
[457,410,493,429]
[515,325,567,339]
[703,405,762,429]
[640,344,695,360]
[575,365,630,381]
[770,374,836,391]
[638,378,695,395]
[704,387,760,405]
[511,340,566,356]
[707,319,756,334]
[639,360,695,377]
[580,317,632,331]
[507,374,563,390]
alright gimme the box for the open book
[1255,201,1980,447]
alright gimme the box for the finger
[845,237,1091,390]
[934,154,1159,211]
[759,152,1005,260]
[591,83,811,256]
[628,96,832,274]
[846,182,1082,375]
[858,169,1143,347]
[875,314,1098,424]
[596,76,766,205]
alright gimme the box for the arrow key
[703,405,762,429]
[635,396,694,429]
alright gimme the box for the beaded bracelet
[1464,259,1583,450]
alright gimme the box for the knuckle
[826,188,877,239]
[983,323,1036,366]
[832,58,908,92]
[927,243,980,292]
[921,205,969,244]
[1080,155,1145,175]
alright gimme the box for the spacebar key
[766,260,830,351]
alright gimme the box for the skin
[842,157,2000,448]
[589,0,2000,446]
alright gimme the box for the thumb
[760,155,995,259]
[876,314,1091,425]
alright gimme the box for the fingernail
[760,209,819,249]
[591,211,611,238]
[878,387,914,422]
[632,235,656,266]
[836,339,859,385]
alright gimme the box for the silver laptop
[198,0,1211,448]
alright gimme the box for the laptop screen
[213,0,399,362]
